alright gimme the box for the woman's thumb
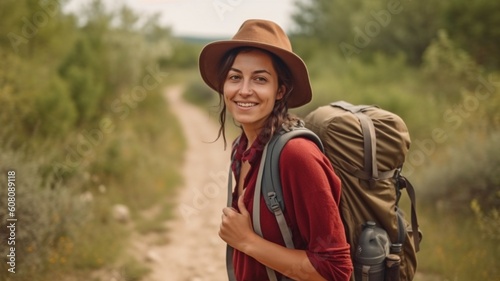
[238,192,248,215]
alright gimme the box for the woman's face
[223,49,284,133]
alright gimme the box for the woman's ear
[276,85,286,100]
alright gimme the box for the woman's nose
[238,79,252,96]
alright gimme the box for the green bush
[0,54,78,146]
[417,208,500,280]
[59,39,106,125]
[416,132,500,211]
[421,29,482,102]
[33,76,78,137]
[183,78,218,107]
[0,150,90,280]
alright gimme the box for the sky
[65,0,299,38]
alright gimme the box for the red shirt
[231,134,353,281]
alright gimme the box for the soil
[140,85,230,281]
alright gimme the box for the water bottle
[385,254,401,281]
[354,221,390,281]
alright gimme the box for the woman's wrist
[238,231,260,256]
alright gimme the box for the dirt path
[143,85,230,281]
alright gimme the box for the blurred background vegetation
[0,0,189,280]
[0,0,499,280]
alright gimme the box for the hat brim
[199,40,312,108]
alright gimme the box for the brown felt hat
[198,19,312,108]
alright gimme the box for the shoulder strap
[226,160,236,281]
[261,128,324,213]
[252,141,280,281]
[253,128,323,280]
[398,175,421,252]
[225,137,240,281]
[226,129,323,281]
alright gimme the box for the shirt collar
[231,132,266,174]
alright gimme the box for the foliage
[416,208,500,280]
[0,1,184,280]
[443,0,500,69]
[59,37,106,125]
[184,77,218,107]
[291,0,359,47]
[0,52,78,143]
[292,0,500,67]
[415,132,500,212]
[471,199,500,242]
[0,150,91,279]
[291,0,446,64]
[421,29,483,102]
[168,39,203,69]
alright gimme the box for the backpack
[304,101,421,281]
[226,101,421,281]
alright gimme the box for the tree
[443,0,500,69]
[291,0,445,65]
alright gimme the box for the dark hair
[215,47,300,148]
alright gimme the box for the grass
[119,257,152,281]
[135,200,176,234]
[416,206,500,280]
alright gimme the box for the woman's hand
[219,192,329,281]
[219,191,256,252]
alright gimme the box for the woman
[199,19,353,281]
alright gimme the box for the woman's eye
[255,77,267,82]
[228,75,240,81]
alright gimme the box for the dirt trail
[143,86,230,281]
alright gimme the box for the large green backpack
[231,101,421,281]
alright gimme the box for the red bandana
[230,132,266,184]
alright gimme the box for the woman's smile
[236,102,258,108]
[234,101,260,110]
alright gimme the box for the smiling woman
[223,49,285,139]
[198,19,353,281]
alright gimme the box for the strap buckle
[267,192,280,211]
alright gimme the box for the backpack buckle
[267,192,281,211]
[393,168,404,205]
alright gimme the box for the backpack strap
[261,128,324,213]
[225,136,240,281]
[331,101,377,178]
[248,140,279,281]
[253,127,323,281]
[331,101,391,183]
[225,131,320,281]
[398,175,421,252]
[226,161,237,281]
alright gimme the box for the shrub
[183,78,218,107]
[0,150,90,280]
[416,131,500,212]
[421,29,482,102]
